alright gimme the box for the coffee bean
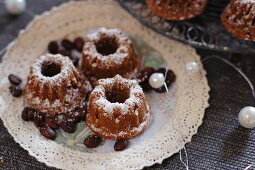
[45,115,59,129]
[137,67,155,92]
[156,67,167,74]
[137,67,155,83]
[61,39,74,50]
[114,139,129,151]
[154,86,167,93]
[59,49,70,57]
[9,85,22,97]
[39,125,56,140]
[21,107,35,121]
[73,37,85,52]
[34,111,45,127]
[84,134,102,148]
[140,82,153,92]
[48,41,59,54]
[61,117,76,133]
[165,69,176,86]
[8,74,22,85]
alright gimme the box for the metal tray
[118,0,255,53]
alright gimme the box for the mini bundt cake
[80,28,140,79]
[24,54,91,115]
[146,0,208,20]
[221,0,255,41]
[86,75,151,140]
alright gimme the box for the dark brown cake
[146,0,208,20]
[221,0,255,41]
[80,28,140,79]
[86,75,151,140]
[24,54,91,115]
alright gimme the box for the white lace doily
[0,1,210,169]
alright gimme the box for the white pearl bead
[238,106,255,129]
[186,61,199,73]
[149,72,165,89]
[5,0,26,15]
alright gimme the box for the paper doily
[0,1,210,169]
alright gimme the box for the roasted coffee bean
[8,74,22,85]
[61,118,77,133]
[45,115,59,129]
[39,125,56,140]
[137,67,155,92]
[21,107,35,121]
[83,134,102,148]
[114,139,129,151]
[156,67,167,74]
[154,86,167,93]
[34,111,45,127]
[73,37,85,52]
[59,49,70,57]
[140,82,153,92]
[165,69,176,86]
[61,39,74,50]
[9,85,22,97]
[137,67,155,83]
[48,41,59,54]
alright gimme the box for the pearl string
[202,55,255,102]
[244,163,254,170]
[179,146,189,170]
[161,66,189,169]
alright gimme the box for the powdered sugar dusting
[93,75,144,115]
[25,54,92,114]
[89,109,151,138]
[31,54,76,83]
[91,75,143,114]
[83,28,132,65]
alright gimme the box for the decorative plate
[0,1,209,169]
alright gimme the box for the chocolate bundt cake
[86,75,151,140]
[221,0,255,41]
[80,28,140,79]
[146,0,208,20]
[24,54,91,115]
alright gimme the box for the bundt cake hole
[105,85,130,103]
[95,37,119,56]
[41,61,61,77]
